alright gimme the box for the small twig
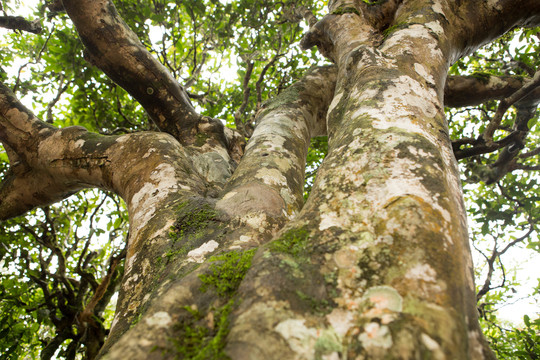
[520,146,540,158]
[482,69,540,143]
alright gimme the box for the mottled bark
[444,74,540,108]
[2,0,540,359]
[0,15,42,34]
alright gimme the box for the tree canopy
[0,0,539,359]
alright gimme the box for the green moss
[166,202,220,260]
[172,203,218,239]
[167,249,256,359]
[195,133,210,147]
[269,227,310,260]
[168,301,234,360]
[332,6,360,15]
[382,22,408,39]
[314,329,343,357]
[199,249,256,297]
[296,290,330,314]
[361,0,385,4]
[470,72,492,84]
[130,311,144,328]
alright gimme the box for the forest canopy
[0,0,539,359]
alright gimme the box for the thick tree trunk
[2,0,540,359]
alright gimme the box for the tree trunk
[2,0,540,359]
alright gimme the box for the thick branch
[453,0,540,60]
[0,82,211,222]
[60,0,204,143]
[217,66,337,224]
[444,74,537,108]
[0,15,42,34]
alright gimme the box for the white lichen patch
[381,25,443,61]
[487,75,507,89]
[129,163,179,241]
[125,253,138,274]
[241,212,269,233]
[74,139,85,148]
[362,286,403,319]
[333,245,360,269]
[326,308,355,337]
[245,115,293,153]
[351,75,439,131]
[142,148,156,158]
[431,1,445,16]
[358,322,392,349]
[486,0,502,11]
[123,273,139,290]
[280,187,296,206]
[414,63,436,85]
[148,218,177,247]
[425,21,444,36]
[319,210,350,231]
[357,151,454,245]
[406,263,437,282]
[187,240,219,263]
[275,319,318,359]
[145,311,172,328]
[405,262,446,298]
[421,333,445,360]
[115,135,128,143]
[327,92,344,115]
[255,168,288,187]
[220,191,237,201]
[322,353,340,360]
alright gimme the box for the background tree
[0,0,539,359]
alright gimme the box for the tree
[1,0,539,359]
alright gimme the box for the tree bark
[2,0,540,359]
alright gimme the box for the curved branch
[0,82,209,221]
[454,0,540,59]
[60,0,206,144]
[217,66,337,222]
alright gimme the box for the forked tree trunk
[2,0,540,359]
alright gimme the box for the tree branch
[60,0,206,144]
[481,69,540,143]
[454,0,540,59]
[233,61,254,137]
[217,66,337,221]
[444,74,538,108]
[0,15,42,34]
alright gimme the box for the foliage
[0,191,127,359]
[447,26,540,358]
[481,304,540,360]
